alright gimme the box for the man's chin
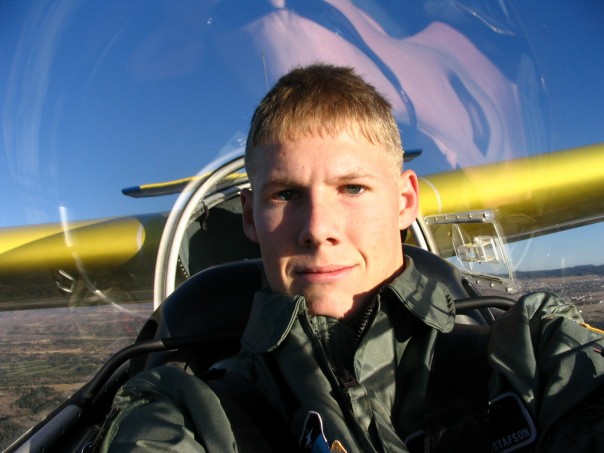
[302,292,355,319]
[298,282,378,320]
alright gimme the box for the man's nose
[298,194,340,247]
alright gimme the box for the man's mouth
[293,265,355,282]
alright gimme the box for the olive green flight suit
[102,257,604,452]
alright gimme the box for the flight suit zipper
[300,308,382,452]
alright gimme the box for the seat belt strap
[204,369,300,451]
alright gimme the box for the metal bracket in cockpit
[422,210,517,294]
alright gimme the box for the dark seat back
[133,258,266,373]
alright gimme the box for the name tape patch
[489,392,537,453]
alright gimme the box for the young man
[241,64,418,322]
[103,65,604,452]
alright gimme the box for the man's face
[241,132,418,320]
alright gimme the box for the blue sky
[1,0,603,270]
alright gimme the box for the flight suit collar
[241,255,455,353]
[383,255,455,333]
[241,292,306,353]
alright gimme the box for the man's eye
[274,190,296,201]
[343,185,364,195]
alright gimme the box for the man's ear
[398,170,419,230]
[240,188,259,243]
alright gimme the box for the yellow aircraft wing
[121,173,248,198]
[419,143,604,242]
[0,215,166,273]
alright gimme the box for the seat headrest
[154,258,266,339]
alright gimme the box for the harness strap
[425,324,491,453]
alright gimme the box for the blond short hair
[245,64,403,178]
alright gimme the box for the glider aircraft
[1,0,603,450]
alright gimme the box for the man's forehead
[255,147,383,177]
[246,132,399,187]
